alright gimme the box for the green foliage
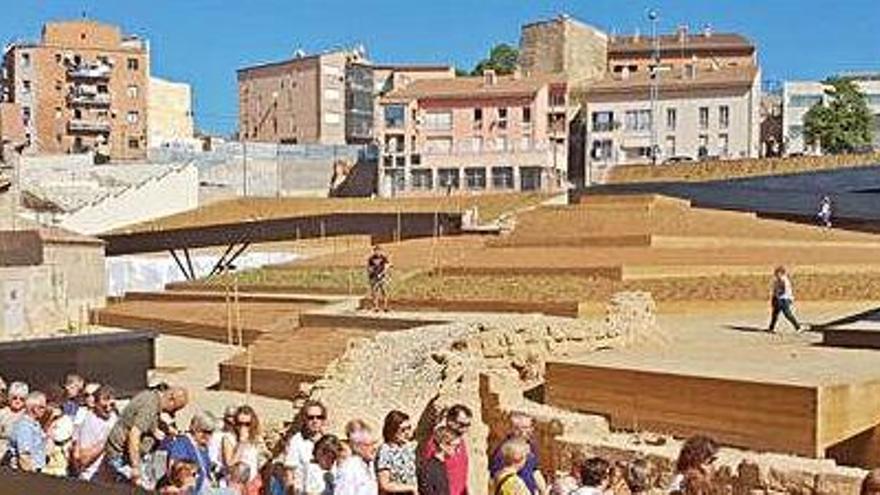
[471,43,519,76]
[803,78,874,154]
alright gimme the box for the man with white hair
[8,391,48,472]
[489,412,547,494]
[0,381,28,463]
[335,420,379,495]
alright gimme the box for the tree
[471,43,519,76]
[803,78,874,154]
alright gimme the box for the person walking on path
[817,195,833,229]
[768,266,802,333]
[366,245,392,312]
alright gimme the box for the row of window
[591,106,731,133]
[20,80,140,99]
[384,105,534,130]
[383,134,553,157]
[19,51,141,70]
[388,166,544,191]
[591,133,731,160]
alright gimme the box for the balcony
[68,119,111,133]
[68,93,111,107]
[67,63,111,80]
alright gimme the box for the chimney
[484,69,497,86]
[703,24,712,37]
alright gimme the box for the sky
[5,0,880,135]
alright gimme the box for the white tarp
[106,251,300,297]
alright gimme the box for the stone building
[1,20,150,160]
[147,76,195,149]
[376,70,571,196]
[0,227,106,338]
[519,14,608,84]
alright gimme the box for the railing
[68,120,111,133]
[67,64,111,79]
[68,93,111,106]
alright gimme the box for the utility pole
[649,9,660,165]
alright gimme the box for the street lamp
[648,8,660,165]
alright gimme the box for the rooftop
[383,74,563,101]
[583,66,758,96]
[609,32,754,55]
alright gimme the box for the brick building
[1,20,150,160]
[376,70,570,196]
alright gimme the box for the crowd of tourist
[4,374,880,494]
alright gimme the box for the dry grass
[114,193,552,233]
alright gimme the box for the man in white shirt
[72,385,118,480]
[283,400,327,492]
[335,424,378,495]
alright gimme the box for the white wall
[59,163,199,235]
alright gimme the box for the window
[128,138,140,149]
[384,105,405,128]
[522,106,531,124]
[718,133,729,156]
[127,85,138,98]
[73,108,82,119]
[591,139,613,160]
[323,88,341,100]
[624,110,652,131]
[411,170,433,190]
[97,55,110,66]
[55,53,62,64]
[21,80,31,95]
[549,92,566,107]
[22,106,31,125]
[470,136,483,152]
[520,135,532,151]
[520,167,543,191]
[698,134,709,158]
[473,108,483,126]
[127,58,139,70]
[492,167,515,189]
[465,168,487,189]
[324,111,341,124]
[666,108,677,131]
[55,80,62,91]
[789,94,822,108]
[98,84,109,94]
[55,107,62,119]
[127,111,139,124]
[386,169,405,192]
[719,105,730,129]
[699,107,709,130]
[497,107,508,129]
[424,111,452,131]
[495,136,509,152]
[437,168,460,190]
[665,136,676,157]
[591,111,614,132]
[21,53,30,68]
[425,137,453,154]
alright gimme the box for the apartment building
[238,51,455,145]
[782,77,880,155]
[582,66,760,178]
[147,76,194,149]
[238,50,353,145]
[376,70,570,196]
[572,27,760,183]
[1,20,150,160]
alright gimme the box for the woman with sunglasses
[376,410,418,495]
[0,381,29,466]
[231,405,264,495]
